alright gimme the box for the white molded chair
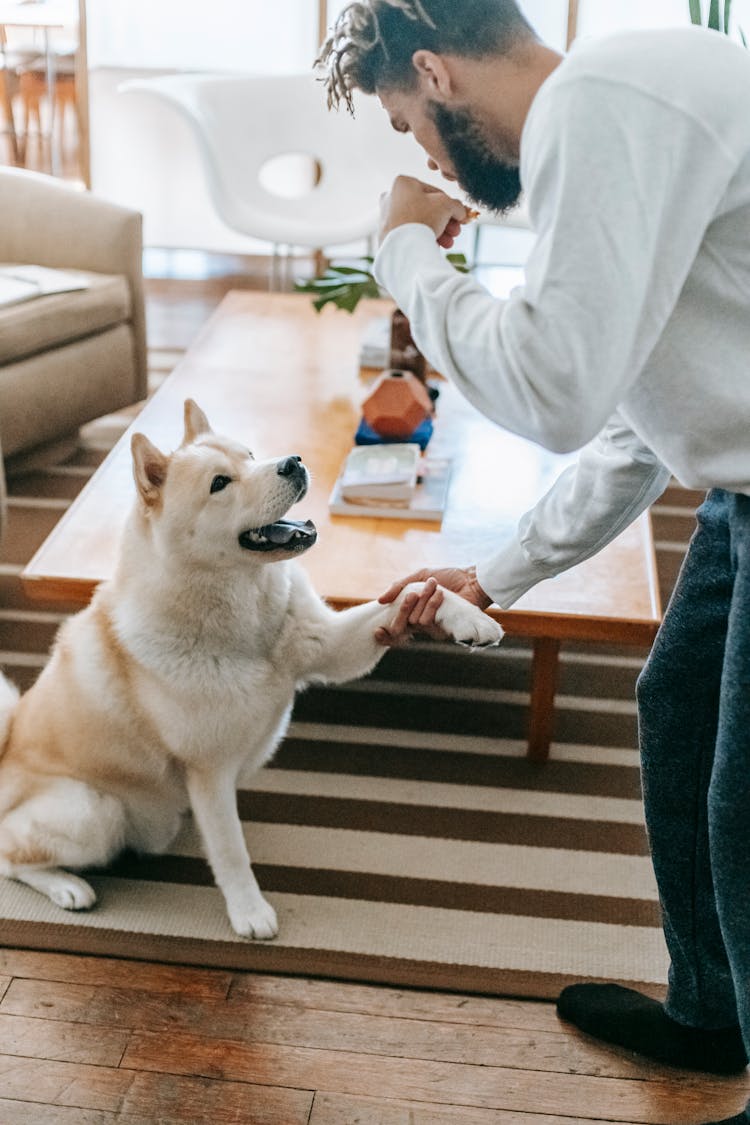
[120,71,441,264]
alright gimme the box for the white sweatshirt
[374,27,750,608]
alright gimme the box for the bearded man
[316,4,750,1124]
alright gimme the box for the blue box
[354,416,434,451]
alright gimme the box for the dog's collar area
[238,518,317,552]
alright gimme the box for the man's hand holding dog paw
[376,567,498,647]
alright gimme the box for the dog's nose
[277,455,303,478]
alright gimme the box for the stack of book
[329,443,451,522]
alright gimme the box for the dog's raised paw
[230,897,279,941]
[436,595,504,648]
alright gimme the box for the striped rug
[0,356,676,1000]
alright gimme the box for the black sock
[701,1116,748,1124]
[556,983,748,1075]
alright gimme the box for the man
[316,3,750,1123]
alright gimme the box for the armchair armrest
[0,168,147,401]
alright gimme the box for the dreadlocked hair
[316,0,536,114]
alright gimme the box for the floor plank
[120,1028,749,1124]
[0,1052,312,1123]
[0,1011,128,1066]
[0,1100,151,1125]
[0,948,232,1000]
[0,976,723,1084]
[0,1055,133,1113]
[0,977,669,1080]
[308,1092,642,1124]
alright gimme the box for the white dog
[0,400,502,939]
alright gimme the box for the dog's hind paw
[436,592,504,648]
[229,896,279,941]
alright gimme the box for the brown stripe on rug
[0,356,668,1000]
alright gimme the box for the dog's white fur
[0,401,502,938]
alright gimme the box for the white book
[330,457,452,523]
[0,265,90,309]
[339,443,421,502]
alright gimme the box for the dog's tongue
[261,518,315,545]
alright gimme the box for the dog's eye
[210,474,232,494]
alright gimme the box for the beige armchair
[0,167,147,539]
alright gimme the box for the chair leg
[270,244,280,291]
[0,69,20,164]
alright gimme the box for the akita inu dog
[0,400,502,939]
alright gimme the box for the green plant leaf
[297,248,468,315]
[708,0,722,30]
[323,265,376,277]
[724,0,733,33]
[336,286,370,313]
[311,284,355,311]
[446,252,471,274]
[306,274,373,289]
[329,258,374,270]
[301,270,380,313]
[689,0,702,24]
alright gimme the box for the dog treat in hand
[463,207,480,222]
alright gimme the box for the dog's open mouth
[238,518,317,553]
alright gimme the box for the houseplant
[689,0,747,44]
[294,252,469,314]
[294,252,470,380]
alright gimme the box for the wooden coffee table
[22,291,661,759]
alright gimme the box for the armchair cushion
[0,268,132,366]
[0,168,148,545]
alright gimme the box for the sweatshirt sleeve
[374,77,737,455]
[475,412,671,608]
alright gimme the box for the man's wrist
[466,566,493,610]
[378,217,433,245]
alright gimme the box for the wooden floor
[1,945,749,1125]
[2,270,749,1125]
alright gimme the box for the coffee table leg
[527,637,561,762]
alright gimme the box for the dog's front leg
[304,600,397,684]
[185,767,277,940]
[304,586,502,686]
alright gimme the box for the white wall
[578,0,750,39]
[87,0,318,70]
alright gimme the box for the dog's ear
[131,432,168,506]
[183,399,212,445]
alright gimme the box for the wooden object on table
[361,369,433,439]
[22,292,661,760]
[389,307,427,382]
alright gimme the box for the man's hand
[379,175,471,249]
[374,567,493,647]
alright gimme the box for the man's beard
[430,102,523,215]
